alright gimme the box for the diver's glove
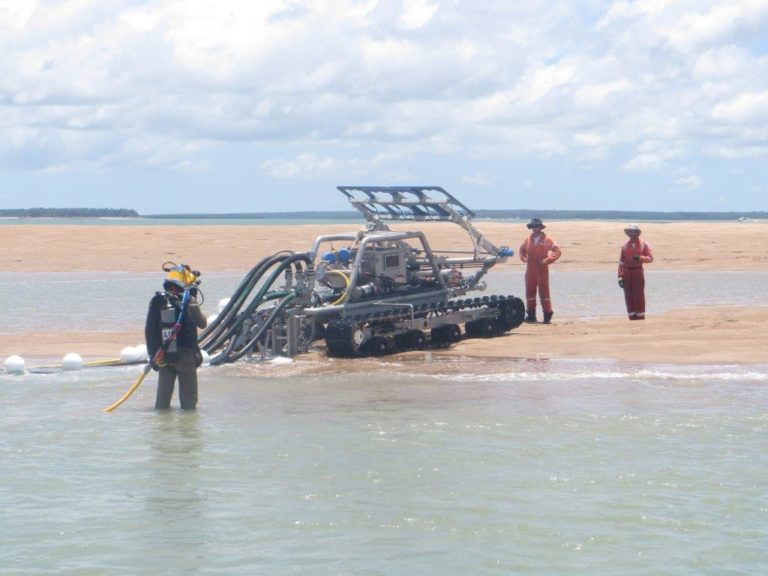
[617,277,624,289]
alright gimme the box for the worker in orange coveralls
[519,218,561,324]
[618,224,654,320]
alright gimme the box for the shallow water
[2,267,767,574]
[1,270,766,335]
[1,359,767,575]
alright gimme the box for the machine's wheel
[464,319,480,338]
[446,324,462,342]
[350,326,367,355]
[325,320,368,357]
[498,297,526,331]
[368,336,390,356]
[432,323,461,345]
[480,317,499,337]
[396,330,427,351]
[411,330,427,350]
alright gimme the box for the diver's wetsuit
[145,292,207,410]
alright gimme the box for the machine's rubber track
[325,295,525,357]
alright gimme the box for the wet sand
[2,220,767,364]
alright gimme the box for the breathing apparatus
[162,261,203,303]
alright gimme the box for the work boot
[543,311,553,324]
[524,311,537,323]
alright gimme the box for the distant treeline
[144,211,361,220]
[143,209,767,221]
[1,208,139,218]
[473,209,767,221]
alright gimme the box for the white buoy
[206,313,218,325]
[135,344,149,362]
[62,353,83,371]
[217,298,230,313]
[119,346,140,364]
[200,350,211,366]
[4,355,26,374]
[269,356,294,365]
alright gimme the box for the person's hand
[632,255,641,261]
[618,277,624,288]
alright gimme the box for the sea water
[1,358,767,575]
[2,270,767,334]
[1,270,767,575]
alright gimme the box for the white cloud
[706,145,768,159]
[461,171,492,186]
[0,0,767,180]
[692,45,750,78]
[261,152,336,179]
[624,141,685,171]
[712,91,768,123]
[674,174,702,190]
[398,0,439,30]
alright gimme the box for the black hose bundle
[199,251,312,365]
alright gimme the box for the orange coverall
[618,238,654,319]
[519,232,561,315]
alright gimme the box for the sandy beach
[2,220,767,364]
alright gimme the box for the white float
[217,298,230,313]
[200,350,211,366]
[119,346,141,364]
[62,353,83,371]
[4,355,26,374]
[207,313,218,325]
[134,344,149,362]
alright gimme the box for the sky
[1,0,767,214]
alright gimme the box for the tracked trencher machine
[199,186,526,364]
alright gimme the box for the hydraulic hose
[205,289,293,366]
[209,292,296,366]
[201,253,311,363]
[202,257,296,352]
[199,252,292,344]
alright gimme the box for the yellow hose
[83,358,125,367]
[328,270,350,305]
[102,364,152,413]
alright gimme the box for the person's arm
[519,239,528,263]
[640,242,654,264]
[543,239,561,265]
[187,297,208,329]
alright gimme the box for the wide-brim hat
[624,224,641,234]
[527,217,546,229]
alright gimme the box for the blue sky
[1,0,767,214]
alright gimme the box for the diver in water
[144,264,207,410]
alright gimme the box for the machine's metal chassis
[200,186,527,364]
